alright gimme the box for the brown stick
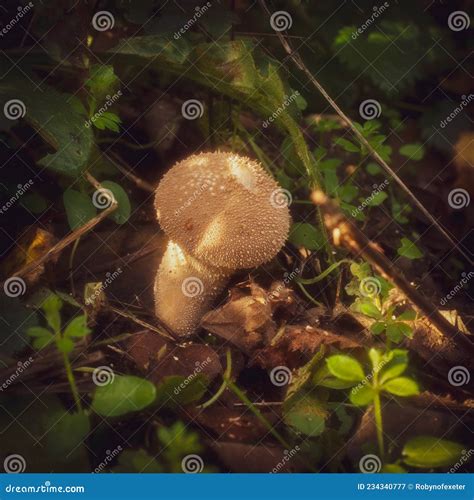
[311,190,474,353]
[106,151,155,193]
[1,173,118,286]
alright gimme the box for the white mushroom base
[154,241,230,336]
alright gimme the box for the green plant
[27,293,91,410]
[314,348,419,458]
[346,261,417,344]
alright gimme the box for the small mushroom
[154,152,291,336]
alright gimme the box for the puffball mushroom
[154,152,291,336]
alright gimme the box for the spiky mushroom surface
[154,152,291,336]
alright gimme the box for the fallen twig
[1,173,118,286]
[311,190,474,353]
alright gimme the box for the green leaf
[284,392,327,437]
[326,355,365,382]
[157,421,204,473]
[100,181,131,224]
[366,191,387,207]
[64,315,91,338]
[56,336,75,354]
[397,309,416,321]
[366,162,382,175]
[379,350,408,384]
[32,336,55,350]
[402,436,465,468]
[41,293,62,333]
[335,137,359,153]
[397,237,423,259]
[85,65,120,102]
[154,375,208,408]
[352,298,382,319]
[370,321,386,336]
[63,189,97,230]
[289,222,324,251]
[368,348,382,370]
[27,326,52,338]
[0,75,93,176]
[349,384,375,406]
[383,377,419,397]
[92,112,121,132]
[92,375,157,417]
[386,321,413,343]
[382,463,407,473]
[28,326,54,349]
[399,143,425,161]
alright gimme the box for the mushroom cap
[155,152,291,269]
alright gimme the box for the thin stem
[373,390,384,459]
[62,351,82,411]
[297,259,351,285]
[226,379,290,449]
[199,349,233,409]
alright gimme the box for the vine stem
[62,351,82,411]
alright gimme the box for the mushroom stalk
[154,241,230,336]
